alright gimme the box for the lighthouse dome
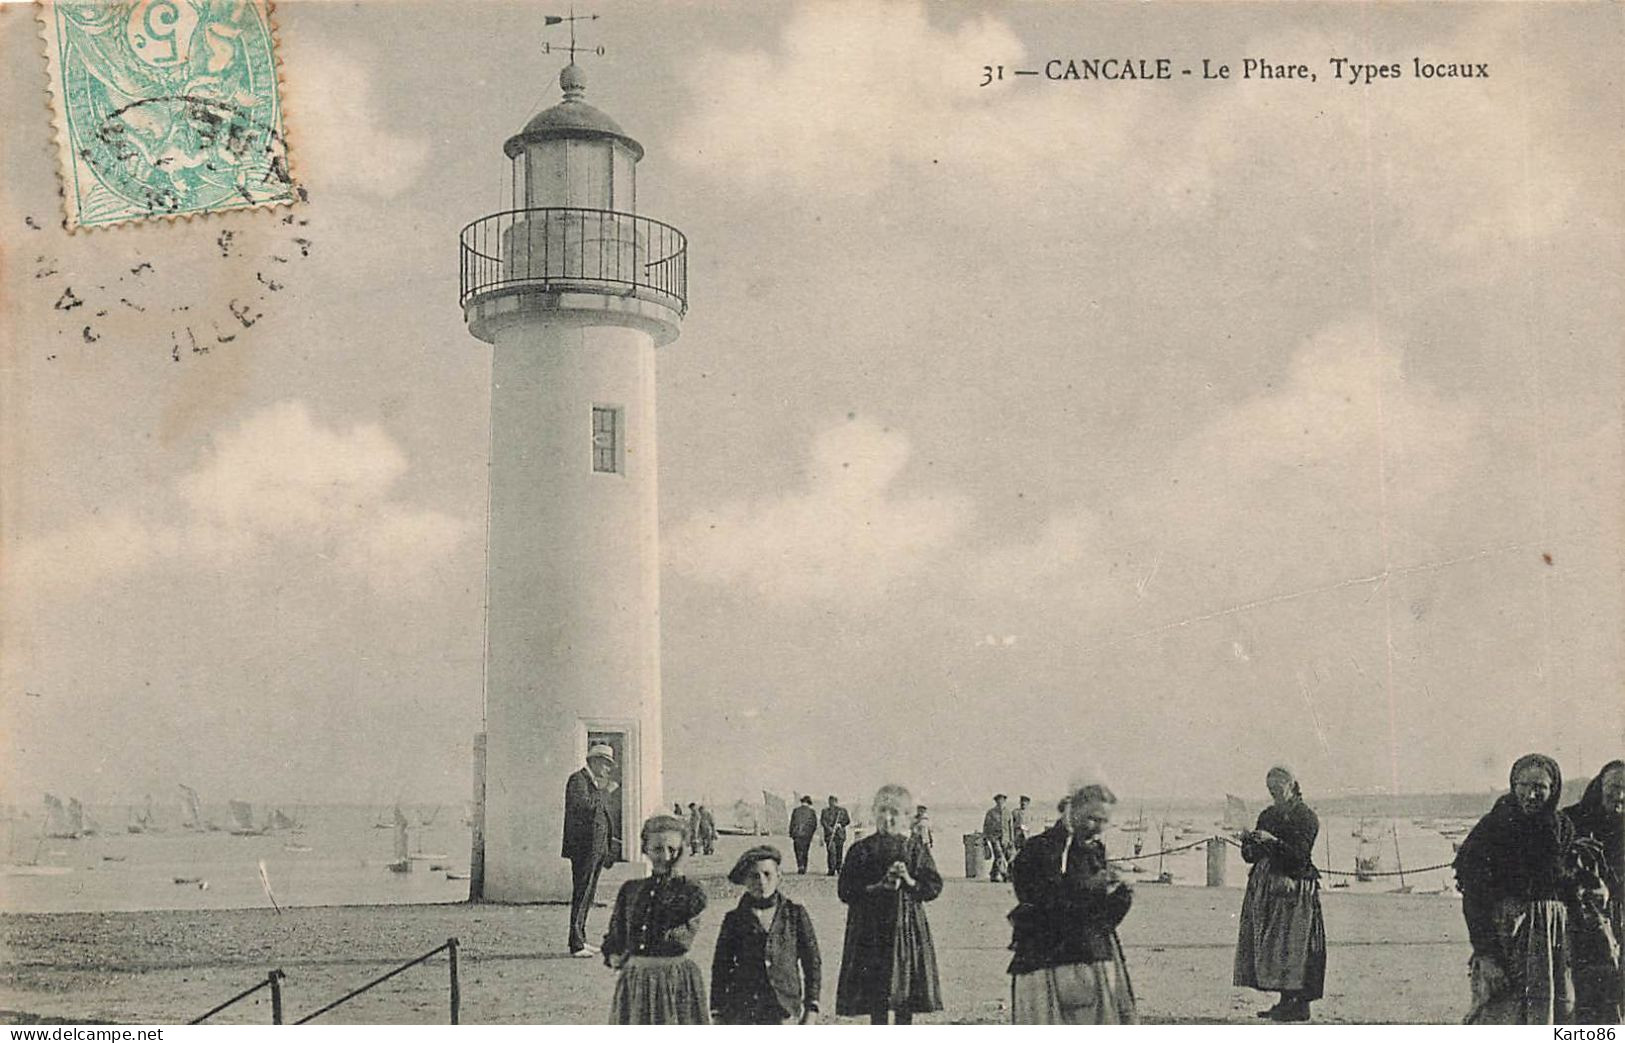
[503,63,645,161]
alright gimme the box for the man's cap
[800,795,813,804]
[728,845,783,884]
[994,793,1008,800]
[587,744,615,763]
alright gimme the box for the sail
[66,799,85,836]
[1223,794,1249,830]
[179,784,203,830]
[732,799,760,834]
[269,809,296,830]
[392,806,410,861]
[762,791,789,835]
[43,794,74,838]
[229,800,256,833]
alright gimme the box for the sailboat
[43,794,79,839]
[127,795,157,834]
[228,800,265,836]
[67,798,92,836]
[386,806,412,872]
[1223,794,1249,833]
[1387,823,1412,894]
[179,783,216,831]
[1122,807,1149,833]
[267,808,298,831]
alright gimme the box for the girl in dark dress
[1565,760,1624,1024]
[1453,753,1585,1024]
[835,784,943,1023]
[1233,764,1327,1022]
[601,814,709,1024]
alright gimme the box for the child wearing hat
[711,845,823,1024]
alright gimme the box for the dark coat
[1454,756,1580,954]
[835,832,943,1015]
[561,767,613,863]
[820,805,850,840]
[788,805,820,841]
[601,874,707,962]
[711,894,822,1022]
[1241,798,1320,879]
[1007,822,1133,975]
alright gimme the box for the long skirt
[1233,863,1327,1000]
[1465,898,1574,1025]
[1571,898,1622,1024]
[610,956,710,1025]
[1012,953,1137,1025]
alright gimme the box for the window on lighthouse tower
[592,405,623,474]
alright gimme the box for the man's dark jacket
[561,767,614,863]
[788,804,819,840]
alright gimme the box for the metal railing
[190,969,285,1024]
[460,207,687,314]
[296,937,461,1024]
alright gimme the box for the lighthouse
[459,60,686,902]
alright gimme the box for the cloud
[666,417,971,604]
[281,41,429,197]
[969,320,1480,628]
[9,401,468,600]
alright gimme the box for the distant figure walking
[697,805,718,856]
[821,796,850,876]
[711,845,822,1024]
[1454,753,1587,1024]
[1234,765,1326,1022]
[602,814,709,1024]
[836,784,943,1024]
[911,805,933,849]
[1565,759,1624,1024]
[1012,796,1032,851]
[788,796,820,875]
[562,744,619,957]
[983,794,1015,883]
[1008,779,1136,1024]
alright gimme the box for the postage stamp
[38,0,297,230]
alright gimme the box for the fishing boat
[43,794,80,839]
[445,870,470,881]
[179,784,217,831]
[228,800,266,836]
[267,808,298,831]
[386,806,412,872]
[1223,794,1250,833]
[127,795,157,834]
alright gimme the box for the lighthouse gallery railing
[459,207,687,314]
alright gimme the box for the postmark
[38,0,297,230]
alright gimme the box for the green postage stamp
[39,0,297,229]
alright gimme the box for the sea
[0,798,1483,915]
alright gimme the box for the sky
[2,1,1622,813]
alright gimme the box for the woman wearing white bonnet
[1005,769,1137,1023]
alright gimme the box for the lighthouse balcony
[459,207,687,344]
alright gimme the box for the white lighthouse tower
[459,59,686,902]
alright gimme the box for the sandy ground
[0,835,1473,1025]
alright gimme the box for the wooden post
[447,938,461,1024]
[469,733,486,902]
[1205,838,1226,887]
[269,969,284,1025]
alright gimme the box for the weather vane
[543,8,604,63]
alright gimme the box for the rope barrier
[190,969,284,1025]
[1107,833,1457,878]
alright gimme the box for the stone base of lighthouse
[473,311,664,903]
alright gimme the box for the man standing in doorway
[788,795,820,874]
[983,793,1015,882]
[562,744,618,957]
[820,795,850,876]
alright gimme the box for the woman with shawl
[601,814,709,1024]
[1007,779,1137,1024]
[1453,753,1585,1024]
[1233,764,1327,1022]
[835,783,943,1023]
[1566,760,1624,1024]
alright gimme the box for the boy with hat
[711,845,822,1024]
